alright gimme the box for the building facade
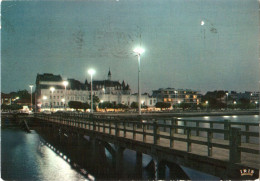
[152,88,201,106]
[36,70,156,111]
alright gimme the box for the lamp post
[63,80,69,111]
[88,69,96,114]
[50,87,55,112]
[29,85,33,111]
[226,92,229,110]
[133,46,145,115]
[174,90,178,108]
[205,101,208,111]
[255,101,258,109]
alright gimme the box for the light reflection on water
[1,129,87,181]
[177,115,259,143]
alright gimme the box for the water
[1,128,86,181]
[1,115,258,180]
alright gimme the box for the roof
[68,79,87,90]
[36,73,62,84]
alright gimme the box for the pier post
[245,125,249,143]
[224,120,230,140]
[170,121,174,148]
[154,159,165,180]
[135,152,143,178]
[153,121,160,145]
[229,127,241,163]
[207,130,213,156]
[115,145,125,177]
[187,128,191,152]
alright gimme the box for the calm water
[2,115,258,180]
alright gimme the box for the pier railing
[35,113,259,164]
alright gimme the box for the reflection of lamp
[133,46,145,115]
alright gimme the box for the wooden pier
[23,113,260,179]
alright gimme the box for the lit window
[164,98,167,102]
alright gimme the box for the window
[57,96,59,99]
[164,98,167,102]
[57,91,59,93]
[53,96,56,99]
[53,102,56,105]
[61,91,63,94]
[150,100,152,105]
[50,96,52,99]
[57,102,59,106]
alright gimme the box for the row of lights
[29,47,145,114]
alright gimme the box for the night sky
[1,0,259,94]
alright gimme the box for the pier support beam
[135,151,143,178]
[115,145,125,177]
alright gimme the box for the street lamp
[174,90,178,106]
[205,101,208,111]
[233,101,237,110]
[88,69,96,114]
[29,85,33,111]
[63,80,69,111]
[50,87,55,112]
[226,92,229,110]
[255,101,258,109]
[133,46,145,115]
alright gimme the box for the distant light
[178,101,181,104]
[133,47,145,55]
[233,101,237,104]
[88,69,96,75]
[29,85,34,89]
[255,101,258,104]
[205,101,208,104]
[16,97,20,100]
[201,21,205,26]
[61,98,65,103]
[100,100,104,103]
[50,87,55,92]
[63,80,68,87]
[43,96,47,100]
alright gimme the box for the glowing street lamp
[29,85,34,111]
[50,87,55,111]
[63,80,69,111]
[88,69,96,113]
[226,92,229,110]
[133,46,145,115]
[255,101,258,109]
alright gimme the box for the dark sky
[1,0,259,94]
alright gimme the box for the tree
[68,101,82,111]
[116,103,128,109]
[130,102,138,109]
[179,103,192,110]
[82,102,90,111]
[155,102,171,110]
[89,95,100,104]
[98,102,114,109]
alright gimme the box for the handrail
[34,113,259,164]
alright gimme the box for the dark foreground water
[3,115,256,180]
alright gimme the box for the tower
[108,68,111,81]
